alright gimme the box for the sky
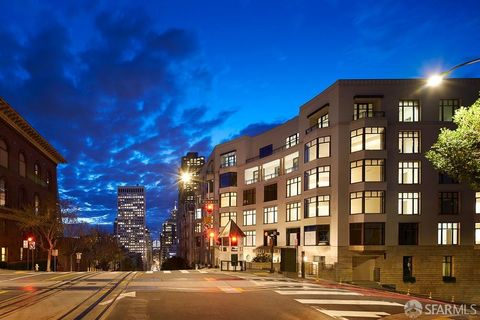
[0,0,479,238]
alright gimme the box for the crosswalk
[271,284,405,319]
[153,269,210,274]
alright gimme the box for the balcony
[305,120,330,135]
[352,111,385,121]
[285,164,299,174]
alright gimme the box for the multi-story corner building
[160,205,177,265]
[0,98,66,265]
[195,79,480,302]
[116,186,147,266]
[177,152,204,266]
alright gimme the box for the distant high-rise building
[160,205,178,265]
[116,186,147,263]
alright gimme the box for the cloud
[0,5,233,239]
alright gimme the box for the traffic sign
[29,241,35,250]
[23,240,28,249]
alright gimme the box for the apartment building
[194,79,480,302]
[0,98,66,266]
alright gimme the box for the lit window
[438,223,459,245]
[439,99,459,122]
[284,152,299,174]
[243,230,256,247]
[398,192,420,215]
[220,192,237,207]
[220,212,236,227]
[220,151,236,168]
[305,195,330,217]
[304,166,330,190]
[398,161,421,184]
[353,103,374,120]
[399,100,420,122]
[398,131,420,154]
[350,127,384,152]
[475,223,480,245]
[350,191,384,214]
[263,206,277,224]
[34,194,40,214]
[243,210,256,226]
[442,256,453,277]
[262,159,280,181]
[285,133,299,149]
[0,139,7,168]
[0,179,5,207]
[1,247,7,262]
[286,202,301,221]
[304,225,329,246]
[19,153,26,177]
[350,159,384,183]
[195,208,202,220]
[305,136,330,162]
[245,167,259,184]
[476,192,480,214]
[286,176,301,197]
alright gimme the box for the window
[195,208,202,220]
[0,179,5,206]
[475,223,480,245]
[243,231,256,247]
[350,222,385,245]
[34,194,40,214]
[243,209,256,226]
[304,166,330,190]
[245,167,259,184]
[439,192,459,214]
[439,173,458,184]
[439,99,459,122]
[350,159,384,183]
[34,163,40,180]
[442,256,453,277]
[403,256,413,278]
[399,223,419,245]
[350,191,384,214]
[264,184,277,202]
[286,176,301,197]
[263,206,277,224]
[220,151,236,168]
[477,192,480,214]
[219,172,237,188]
[304,225,330,246]
[286,202,301,221]
[399,100,420,122]
[259,144,273,158]
[305,195,330,217]
[284,152,299,173]
[195,223,202,233]
[46,171,52,189]
[398,131,420,154]
[243,188,256,205]
[398,161,421,184]
[286,133,299,149]
[263,230,278,246]
[220,212,236,227]
[353,103,374,120]
[438,222,459,245]
[262,159,280,180]
[0,139,7,168]
[305,136,330,162]
[350,127,385,152]
[398,192,420,215]
[287,228,300,246]
[220,192,237,207]
[1,247,6,262]
[319,113,329,128]
[19,153,26,177]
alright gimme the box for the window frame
[263,206,278,224]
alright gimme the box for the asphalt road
[0,269,471,320]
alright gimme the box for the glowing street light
[180,171,192,184]
[426,57,480,87]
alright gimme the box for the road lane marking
[198,270,208,273]
[276,290,361,296]
[146,271,153,274]
[0,273,42,283]
[163,271,171,274]
[0,290,7,294]
[49,273,74,280]
[314,308,390,319]
[99,291,136,305]
[179,270,189,273]
[297,299,403,306]
[219,287,242,293]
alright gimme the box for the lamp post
[426,57,480,87]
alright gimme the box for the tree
[426,97,480,191]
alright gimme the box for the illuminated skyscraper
[116,186,147,262]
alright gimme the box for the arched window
[34,194,40,214]
[0,179,6,206]
[0,140,7,168]
[46,171,51,188]
[34,163,40,183]
[19,153,26,177]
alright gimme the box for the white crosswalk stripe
[276,290,360,296]
[296,299,403,306]
[198,270,208,273]
[162,270,171,274]
[179,270,189,273]
[314,308,390,319]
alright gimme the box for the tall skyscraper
[160,205,178,265]
[116,186,147,263]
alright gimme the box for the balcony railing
[305,121,330,135]
[285,164,299,174]
[263,171,280,181]
[245,177,259,185]
[352,111,386,120]
[246,144,286,163]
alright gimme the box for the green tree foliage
[426,97,480,191]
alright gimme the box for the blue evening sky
[0,0,479,238]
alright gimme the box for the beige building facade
[191,79,480,302]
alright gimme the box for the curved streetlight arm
[445,57,480,75]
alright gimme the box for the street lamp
[426,57,480,87]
